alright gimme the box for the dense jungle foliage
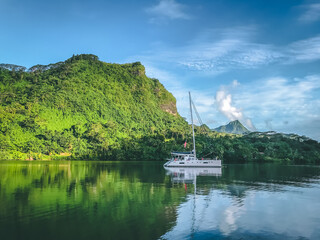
[0,54,319,164]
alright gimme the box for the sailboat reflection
[162,167,222,239]
[164,167,222,184]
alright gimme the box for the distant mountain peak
[214,120,250,134]
[230,120,241,125]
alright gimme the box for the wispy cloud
[133,27,287,73]
[179,31,320,71]
[185,27,289,72]
[146,0,190,22]
[128,26,320,76]
[234,75,320,138]
[237,75,320,113]
[288,35,320,62]
[179,42,281,71]
[298,3,320,23]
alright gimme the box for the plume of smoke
[215,86,256,131]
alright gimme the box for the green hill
[1,54,320,164]
[0,54,188,160]
[214,120,250,134]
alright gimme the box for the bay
[0,161,319,240]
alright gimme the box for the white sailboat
[164,92,222,168]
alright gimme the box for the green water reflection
[0,161,320,240]
[0,161,187,240]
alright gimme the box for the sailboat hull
[164,159,221,168]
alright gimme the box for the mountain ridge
[214,120,250,135]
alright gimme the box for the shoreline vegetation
[1,54,320,164]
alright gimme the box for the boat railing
[198,158,220,160]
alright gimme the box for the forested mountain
[0,54,319,164]
[0,54,188,160]
[214,120,250,134]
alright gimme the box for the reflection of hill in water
[0,161,186,240]
[1,162,319,240]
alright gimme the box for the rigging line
[191,100,208,134]
[191,101,203,125]
[191,99,217,157]
[191,100,203,126]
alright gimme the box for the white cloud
[216,91,242,120]
[215,86,256,131]
[288,35,320,62]
[146,0,190,21]
[299,3,320,23]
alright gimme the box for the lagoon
[0,161,319,240]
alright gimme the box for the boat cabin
[171,151,197,161]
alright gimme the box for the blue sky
[1,0,320,140]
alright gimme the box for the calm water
[0,161,320,240]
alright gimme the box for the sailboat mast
[189,92,196,157]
